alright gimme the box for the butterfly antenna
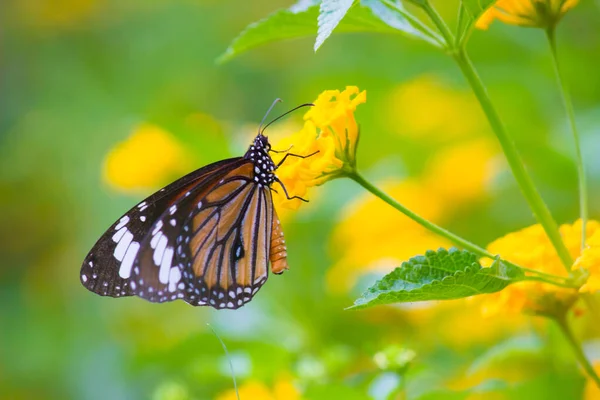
[258,98,283,136]
[260,103,314,135]
[207,323,240,400]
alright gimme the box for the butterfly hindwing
[80,157,245,298]
[125,161,274,309]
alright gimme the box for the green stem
[421,2,455,51]
[554,315,600,388]
[350,171,492,258]
[546,27,588,249]
[582,293,600,329]
[418,2,574,273]
[349,171,572,287]
[522,276,577,289]
[519,266,571,283]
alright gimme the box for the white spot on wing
[152,220,163,236]
[169,205,177,215]
[150,232,162,249]
[112,226,127,242]
[115,216,130,230]
[168,267,182,292]
[119,241,140,279]
[153,235,168,265]
[113,230,133,261]
[159,247,174,284]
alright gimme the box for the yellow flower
[423,139,500,206]
[481,219,600,315]
[327,180,449,293]
[15,0,98,30]
[385,75,487,142]
[476,0,579,30]
[271,86,366,210]
[584,363,600,400]
[215,376,301,400]
[574,229,600,293]
[103,123,193,193]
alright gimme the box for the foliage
[350,248,524,309]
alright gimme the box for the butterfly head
[245,134,276,186]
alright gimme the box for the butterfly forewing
[80,158,245,298]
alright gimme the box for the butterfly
[80,101,315,310]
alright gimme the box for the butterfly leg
[274,177,309,202]
[269,145,294,154]
[275,150,319,168]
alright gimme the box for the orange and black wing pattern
[81,153,290,310]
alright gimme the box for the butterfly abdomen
[269,208,288,275]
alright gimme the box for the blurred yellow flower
[15,0,98,29]
[215,376,301,400]
[328,180,449,293]
[328,137,499,293]
[386,75,486,142]
[103,123,193,192]
[482,219,600,315]
[584,363,600,400]
[423,139,500,206]
[271,86,366,210]
[574,229,600,293]
[476,0,579,29]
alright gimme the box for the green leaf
[361,0,442,46]
[219,0,439,63]
[456,0,497,46]
[315,0,356,51]
[349,248,525,310]
[218,1,319,64]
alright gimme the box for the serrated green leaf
[457,0,497,46]
[219,0,439,63]
[361,0,442,47]
[349,248,525,310]
[315,0,356,51]
[218,1,319,64]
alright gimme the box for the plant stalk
[349,172,572,286]
[546,27,588,248]
[554,315,600,388]
[419,1,574,272]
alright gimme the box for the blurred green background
[1,0,600,399]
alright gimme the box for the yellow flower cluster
[482,219,600,315]
[103,123,193,192]
[574,229,600,293]
[215,377,301,400]
[271,86,366,210]
[477,0,579,29]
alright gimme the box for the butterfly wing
[129,162,275,309]
[184,175,274,309]
[80,157,246,298]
